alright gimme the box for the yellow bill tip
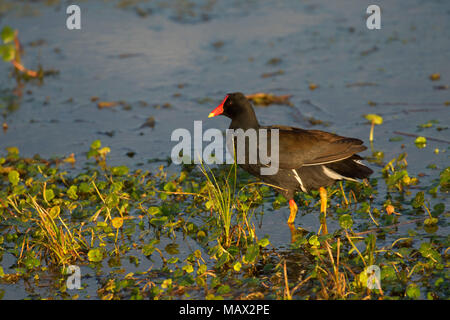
[208,113,215,118]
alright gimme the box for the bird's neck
[229,108,260,130]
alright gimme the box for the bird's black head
[208,92,258,128]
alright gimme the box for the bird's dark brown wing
[262,125,367,169]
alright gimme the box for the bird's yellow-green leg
[319,187,328,235]
[287,199,298,225]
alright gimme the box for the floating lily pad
[0,44,15,62]
[88,248,103,262]
[364,114,383,125]
[414,136,427,148]
[1,26,15,44]
[411,191,424,208]
[339,214,353,229]
[8,170,19,186]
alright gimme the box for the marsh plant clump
[0,141,448,300]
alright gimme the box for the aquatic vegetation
[0,142,447,300]
[429,73,440,81]
[414,136,427,149]
[200,162,239,249]
[245,93,293,107]
[364,114,383,142]
[0,26,38,78]
[0,25,60,121]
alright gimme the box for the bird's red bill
[208,95,228,118]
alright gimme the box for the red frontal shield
[208,95,228,118]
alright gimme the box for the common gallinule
[208,92,373,233]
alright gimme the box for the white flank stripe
[322,166,358,182]
[302,155,353,166]
[292,169,307,192]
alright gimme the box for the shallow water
[0,0,449,299]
